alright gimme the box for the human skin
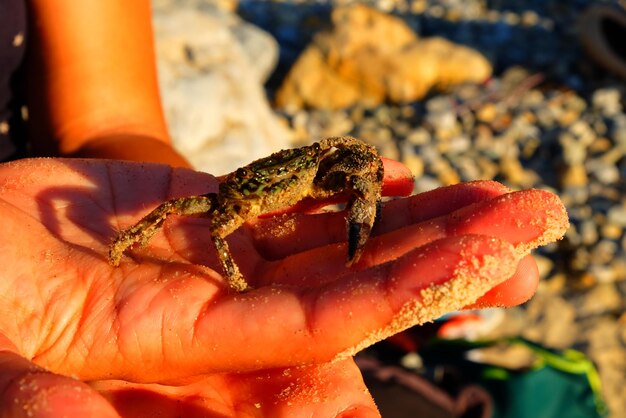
[0,158,568,417]
[24,0,189,167]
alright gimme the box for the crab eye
[236,168,250,178]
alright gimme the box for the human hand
[0,158,567,417]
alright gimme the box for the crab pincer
[313,137,384,267]
[346,193,383,266]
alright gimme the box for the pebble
[576,283,624,317]
[579,219,599,245]
[592,88,622,116]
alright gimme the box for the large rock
[152,4,291,175]
[276,4,492,111]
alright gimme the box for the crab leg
[109,193,217,266]
[211,235,249,292]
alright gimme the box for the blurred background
[150,1,625,417]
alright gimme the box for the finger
[251,180,511,260]
[100,234,515,382]
[255,189,568,287]
[0,350,120,418]
[380,157,414,196]
[468,254,539,308]
[94,359,379,418]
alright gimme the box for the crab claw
[345,182,382,266]
[346,222,367,265]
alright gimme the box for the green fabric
[484,365,604,418]
[421,337,608,418]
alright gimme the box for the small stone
[349,106,366,124]
[533,253,554,280]
[414,175,442,193]
[589,137,612,153]
[400,105,415,119]
[590,239,618,265]
[536,106,557,129]
[455,155,482,180]
[406,127,431,146]
[580,219,599,245]
[500,156,536,187]
[443,135,471,155]
[587,159,620,184]
[569,120,596,145]
[426,108,461,140]
[520,10,540,26]
[562,141,587,165]
[502,11,521,26]
[540,273,566,294]
[401,352,423,370]
[393,121,412,138]
[589,264,622,284]
[523,294,578,349]
[570,247,590,271]
[476,103,498,122]
[561,164,588,188]
[402,153,425,178]
[475,156,499,179]
[410,0,427,14]
[445,8,463,23]
[601,223,623,240]
[492,112,513,131]
[521,89,545,107]
[574,272,598,289]
[577,283,623,316]
[485,10,500,22]
[560,186,590,206]
[521,136,541,158]
[608,204,626,226]
[426,4,445,18]
[592,88,622,116]
[432,158,460,185]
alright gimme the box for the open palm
[0,158,568,417]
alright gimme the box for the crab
[108,136,384,292]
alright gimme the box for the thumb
[0,337,120,418]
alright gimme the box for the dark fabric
[0,0,27,160]
[356,354,493,418]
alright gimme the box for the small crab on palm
[109,136,385,292]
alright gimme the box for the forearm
[24,0,184,166]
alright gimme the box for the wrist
[70,135,191,168]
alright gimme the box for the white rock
[152,4,291,175]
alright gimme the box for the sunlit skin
[0,158,568,418]
[24,0,189,167]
